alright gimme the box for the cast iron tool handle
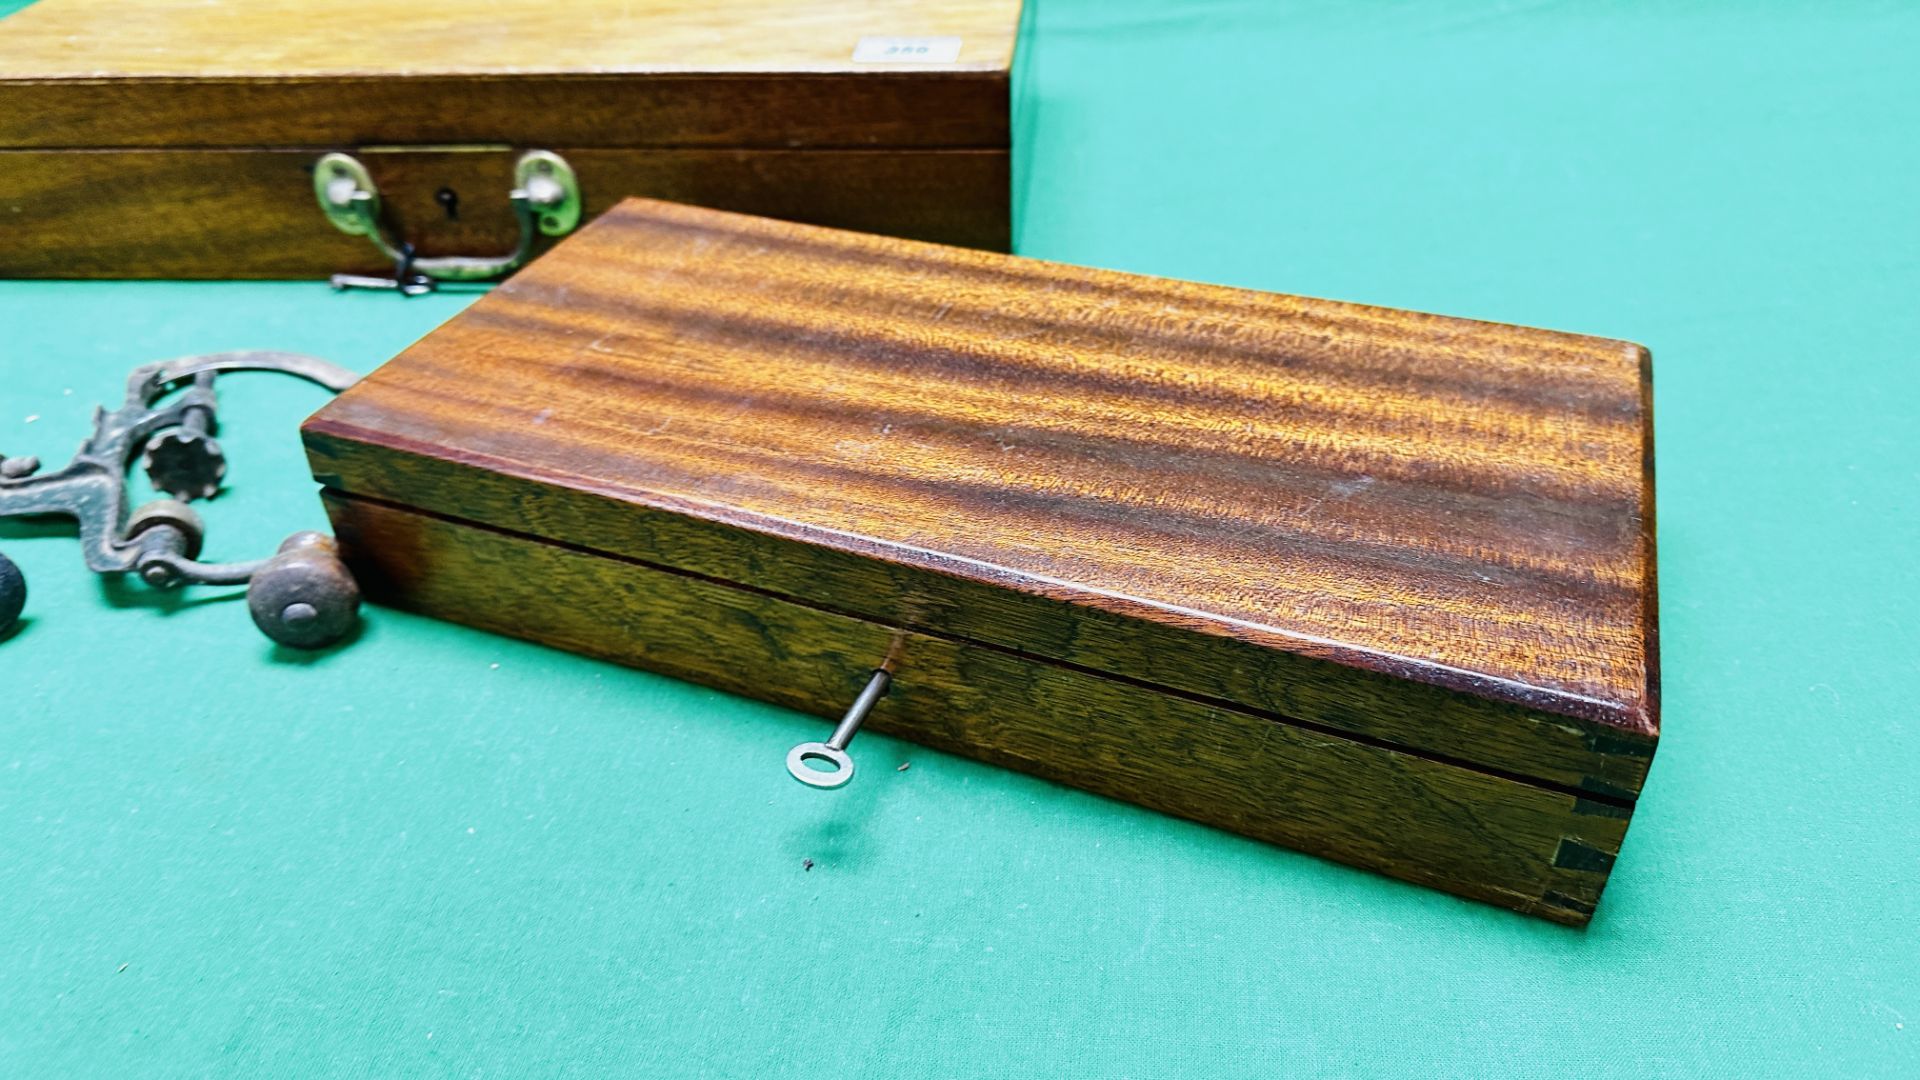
[0,350,362,648]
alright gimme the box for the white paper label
[852,36,963,63]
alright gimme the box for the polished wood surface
[305,198,1659,802]
[0,0,1015,149]
[0,148,1009,276]
[2,0,1019,76]
[1,0,1017,274]
[325,491,1630,925]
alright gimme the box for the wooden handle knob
[246,532,361,649]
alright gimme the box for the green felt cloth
[3,1,1917,1076]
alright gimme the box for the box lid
[303,198,1660,801]
[0,0,1017,149]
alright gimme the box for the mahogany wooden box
[0,0,1020,278]
[303,199,1660,925]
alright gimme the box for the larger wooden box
[0,0,1021,278]
[303,199,1660,925]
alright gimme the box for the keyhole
[435,187,459,221]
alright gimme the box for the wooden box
[303,199,1660,925]
[0,0,1020,278]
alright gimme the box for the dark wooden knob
[0,550,24,638]
[246,532,360,649]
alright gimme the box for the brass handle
[313,150,583,295]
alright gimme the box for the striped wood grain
[307,198,1658,918]
[306,198,1659,801]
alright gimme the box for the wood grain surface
[323,490,1630,925]
[1,0,1020,77]
[2,0,1018,273]
[305,198,1659,801]
[0,0,1016,149]
[0,147,1009,276]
